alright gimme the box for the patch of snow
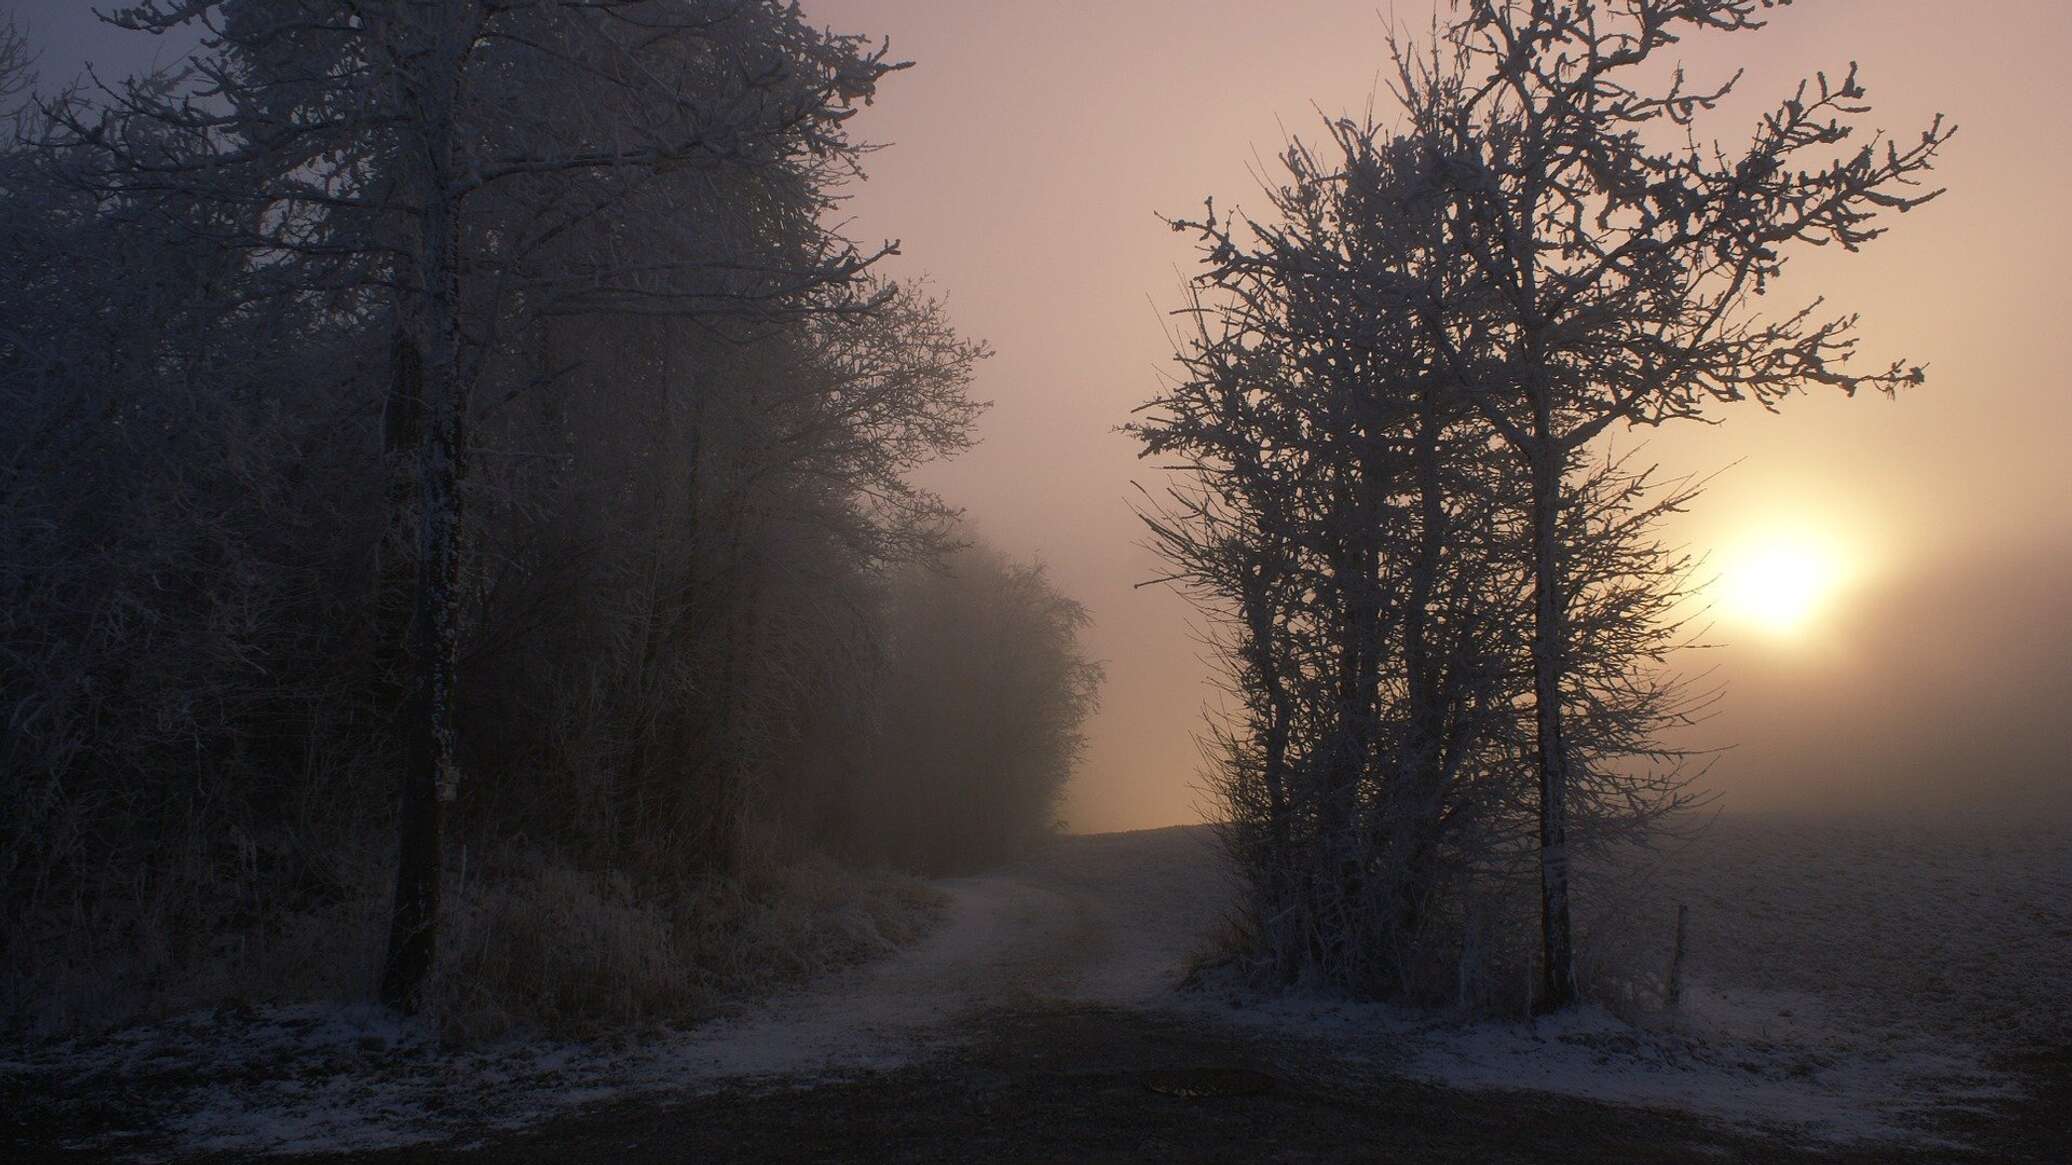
[11,816,2065,1157]
[1166,813,2070,1146]
[10,827,1234,1158]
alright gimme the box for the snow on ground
[1659,812,2072,1054]
[1184,811,2072,1144]
[1196,984,2017,1146]
[6,826,1236,1158]
[8,814,2067,1157]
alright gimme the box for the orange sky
[21,0,2069,827]
[809,0,2072,828]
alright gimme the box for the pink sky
[19,0,2068,827]
[813,0,2072,828]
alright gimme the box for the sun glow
[1719,536,1849,637]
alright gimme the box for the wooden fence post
[1665,903,1689,1007]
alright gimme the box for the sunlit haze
[8,4,2072,1154]
[1718,534,1853,638]
[815,0,2071,826]
[16,0,2068,827]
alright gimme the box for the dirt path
[546,825,1239,1087]
[765,825,1234,1018]
[316,1003,1977,1165]
[11,824,2067,1161]
[4,828,1240,1161]
[406,824,2062,1163]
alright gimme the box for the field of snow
[1213,811,2072,1144]
[6,814,2066,1157]
[1659,812,2072,1055]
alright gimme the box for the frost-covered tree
[2,58,389,1032]
[480,280,986,879]
[1135,115,1707,1003]
[1395,1,1950,1008]
[845,541,1103,875]
[43,0,910,1011]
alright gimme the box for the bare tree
[1395,1,1951,1008]
[849,540,1103,875]
[0,17,32,125]
[47,0,907,1011]
[1135,112,1708,1003]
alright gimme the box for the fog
[15,0,2067,828]
[799,0,2072,829]
[1687,545,2072,817]
[8,4,2070,1156]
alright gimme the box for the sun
[1719,537,1847,637]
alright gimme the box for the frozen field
[6,814,2067,1158]
[1657,812,2072,1054]
[1424,811,2071,1141]
[1649,811,2072,1144]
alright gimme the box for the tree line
[0,1,1097,1033]
[1135,0,1948,1010]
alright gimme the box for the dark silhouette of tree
[1,5,1091,1039]
[1396,1,1951,1009]
[39,0,911,1013]
[1136,113,1709,1003]
[849,541,1103,876]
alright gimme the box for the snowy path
[6,829,1241,1158]
[674,825,1238,1076]
[11,818,2067,1159]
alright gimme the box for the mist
[810,0,2072,832]
[13,0,2064,834]
[5,2,2068,1160]
[1686,538,2072,818]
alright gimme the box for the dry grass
[5,830,944,1047]
[1179,845,1689,1020]
[1,834,392,1039]
[423,846,944,1043]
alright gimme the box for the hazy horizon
[17,0,2068,830]
[816,0,2072,830]
[8,7,2071,1156]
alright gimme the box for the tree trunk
[1322,470,1382,924]
[376,330,424,701]
[381,367,461,1010]
[380,641,444,1012]
[380,234,463,1010]
[382,25,466,1012]
[1529,444,1577,1011]
[1240,549,1297,976]
[1392,395,1450,959]
[378,330,438,1013]
[705,527,760,876]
